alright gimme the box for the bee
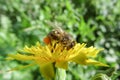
[44,27,76,50]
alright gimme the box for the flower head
[7,41,108,79]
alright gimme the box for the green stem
[55,68,66,80]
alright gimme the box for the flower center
[48,40,76,54]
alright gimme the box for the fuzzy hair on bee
[44,27,76,50]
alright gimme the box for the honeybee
[44,27,76,50]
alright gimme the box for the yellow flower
[7,41,108,79]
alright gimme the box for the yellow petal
[70,52,87,65]
[86,47,103,58]
[55,61,68,69]
[34,56,54,65]
[67,43,86,59]
[8,53,34,61]
[85,59,109,67]
[39,63,55,80]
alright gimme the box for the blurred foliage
[0,0,120,80]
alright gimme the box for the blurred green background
[0,0,120,80]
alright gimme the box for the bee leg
[67,41,76,50]
[51,41,59,53]
[51,49,53,53]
